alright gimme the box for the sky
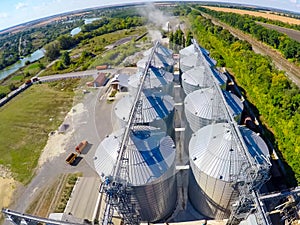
[0,0,300,31]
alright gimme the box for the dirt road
[200,12,300,88]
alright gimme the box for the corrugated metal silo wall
[181,78,199,96]
[132,163,177,222]
[184,106,214,133]
[189,160,235,219]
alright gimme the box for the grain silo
[184,87,243,133]
[114,90,174,134]
[181,66,212,95]
[137,52,174,72]
[179,44,210,58]
[144,44,173,59]
[94,126,177,222]
[179,53,203,73]
[188,122,270,219]
[128,66,174,97]
[179,44,196,57]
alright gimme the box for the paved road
[39,68,118,82]
[64,177,101,220]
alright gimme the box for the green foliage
[53,60,65,71]
[57,35,75,50]
[186,31,193,46]
[169,28,185,52]
[0,18,82,69]
[61,51,71,66]
[197,7,300,64]
[90,41,141,68]
[44,41,61,61]
[189,13,300,185]
[0,92,6,99]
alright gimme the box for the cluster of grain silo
[93,39,270,223]
[180,42,271,221]
[94,43,177,223]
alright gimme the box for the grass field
[203,6,300,25]
[0,81,78,184]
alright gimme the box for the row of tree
[188,10,300,186]
[197,6,300,64]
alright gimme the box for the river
[0,49,45,80]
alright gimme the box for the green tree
[53,60,65,71]
[186,31,193,46]
[58,35,74,50]
[45,41,60,61]
[62,51,71,66]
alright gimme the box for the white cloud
[0,12,8,18]
[16,2,28,10]
[290,0,297,3]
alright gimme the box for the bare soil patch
[203,6,300,25]
[0,177,20,222]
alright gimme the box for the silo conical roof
[184,88,243,132]
[189,123,242,181]
[222,91,243,122]
[180,44,210,57]
[115,90,174,124]
[94,126,176,185]
[179,44,196,56]
[128,66,173,91]
[137,52,174,69]
[180,53,204,72]
[211,68,227,89]
[181,66,212,95]
[188,123,270,219]
[144,44,173,58]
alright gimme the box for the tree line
[196,6,300,64]
[188,9,300,186]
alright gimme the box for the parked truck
[66,153,77,165]
[75,140,88,154]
